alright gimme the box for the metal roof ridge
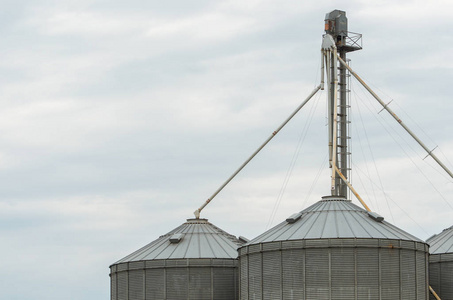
[287,212,313,240]
[302,204,326,238]
[208,231,236,258]
[341,208,358,237]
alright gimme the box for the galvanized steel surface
[110,218,242,300]
[427,225,453,254]
[429,258,453,300]
[247,196,423,244]
[239,197,429,300]
[113,218,242,264]
[239,240,428,300]
[428,226,453,300]
[110,259,239,300]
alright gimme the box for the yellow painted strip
[334,166,371,212]
[429,285,442,300]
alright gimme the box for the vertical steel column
[330,49,340,194]
[326,51,333,168]
[338,51,349,198]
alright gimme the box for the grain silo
[110,218,244,300]
[238,196,429,300]
[427,225,453,300]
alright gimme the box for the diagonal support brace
[194,85,322,218]
[335,165,371,212]
[337,55,453,179]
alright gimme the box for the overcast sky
[1,0,453,299]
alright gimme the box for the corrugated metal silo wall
[110,258,239,300]
[429,253,453,300]
[239,238,429,300]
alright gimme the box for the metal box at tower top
[325,10,348,38]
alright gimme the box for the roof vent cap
[368,211,384,222]
[286,213,302,224]
[170,233,184,243]
[238,236,250,243]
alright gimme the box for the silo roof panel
[209,233,236,258]
[304,211,328,238]
[334,209,356,237]
[427,225,453,254]
[113,218,243,264]
[321,209,341,238]
[198,232,215,258]
[245,197,423,245]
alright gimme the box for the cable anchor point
[423,146,438,160]
[378,100,393,114]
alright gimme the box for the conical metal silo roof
[114,218,242,264]
[427,225,453,254]
[247,196,423,244]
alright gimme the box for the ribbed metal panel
[429,262,440,300]
[145,269,164,299]
[356,239,379,247]
[117,263,128,272]
[306,239,329,248]
[442,253,453,261]
[239,247,248,256]
[238,239,428,299]
[213,268,237,300]
[240,254,248,300]
[128,270,144,299]
[282,249,304,300]
[356,247,379,300]
[331,248,355,299]
[282,239,304,249]
[306,248,329,299]
[248,244,261,254]
[128,261,143,270]
[262,242,281,251]
[146,260,165,268]
[189,267,211,300]
[381,247,400,300]
[111,273,117,300]
[441,261,453,299]
[433,260,453,299]
[401,249,416,299]
[166,267,188,299]
[189,259,211,266]
[416,251,427,300]
[262,251,281,300]
[428,226,453,300]
[111,258,240,300]
[248,253,262,299]
[117,272,127,300]
[401,240,415,249]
